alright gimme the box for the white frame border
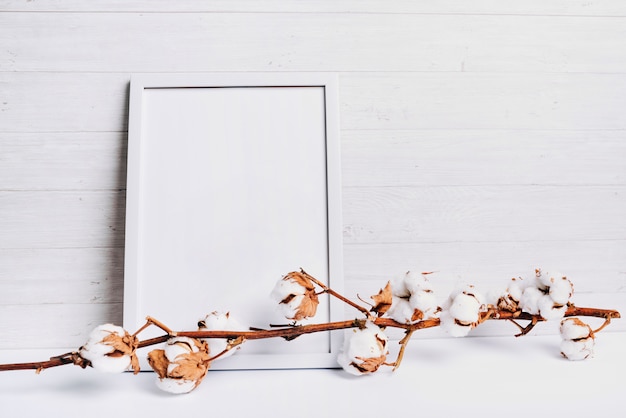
[123,73,344,370]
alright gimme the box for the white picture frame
[123,73,344,370]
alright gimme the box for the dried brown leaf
[370,281,392,316]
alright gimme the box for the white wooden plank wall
[1,1,625,348]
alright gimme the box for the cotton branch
[0,304,619,374]
[0,267,621,376]
[0,351,88,373]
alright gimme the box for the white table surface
[1,332,624,418]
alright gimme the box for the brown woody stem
[392,329,415,371]
[0,351,87,373]
[300,268,371,316]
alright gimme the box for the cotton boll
[560,318,595,361]
[507,277,528,302]
[560,337,595,361]
[164,338,195,362]
[83,350,131,374]
[544,306,568,321]
[271,279,306,303]
[387,297,415,324]
[337,322,389,376]
[549,277,574,305]
[534,268,552,290]
[496,278,527,312]
[385,271,440,323]
[448,293,481,324]
[389,274,411,299]
[440,284,484,337]
[270,271,319,321]
[560,318,593,341]
[503,276,533,304]
[198,311,247,360]
[148,336,211,394]
[403,271,434,294]
[279,294,306,319]
[535,269,567,291]
[537,295,567,321]
[519,286,543,315]
[79,324,136,374]
[409,289,439,319]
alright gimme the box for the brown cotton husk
[101,331,140,374]
[410,309,424,322]
[497,294,520,313]
[352,354,387,374]
[147,349,169,379]
[294,290,319,320]
[168,342,211,383]
[370,281,393,316]
[280,271,320,320]
[285,271,316,291]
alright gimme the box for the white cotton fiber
[448,293,481,324]
[387,297,415,324]
[337,322,388,376]
[520,286,543,315]
[537,295,567,320]
[199,311,246,360]
[560,337,594,361]
[270,279,306,319]
[155,377,198,394]
[409,289,439,318]
[549,277,574,305]
[560,318,593,340]
[79,324,132,373]
[439,311,472,337]
[506,277,527,302]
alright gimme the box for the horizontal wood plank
[0,191,125,249]
[1,0,625,15]
[0,132,127,191]
[0,303,123,349]
[0,248,124,304]
[1,12,625,73]
[0,72,130,133]
[341,129,626,187]
[2,72,626,132]
[342,185,626,243]
[4,129,624,191]
[340,73,626,130]
[2,186,622,249]
[343,240,626,293]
